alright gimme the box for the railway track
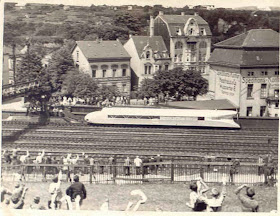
[2,120,278,161]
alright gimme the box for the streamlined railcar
[85,107,240,129]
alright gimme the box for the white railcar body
[85,107,240,128]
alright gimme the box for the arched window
[174,54,178,62]
[175,41,183,49]
[178,54,183,62]
[146,51,150,59]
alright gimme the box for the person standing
[124,157,131,176]
[134,156,142,175]
[258,156,263,176]
[49,171,62,210]
[142,156,149,175]
[66,175,87,210]
[108,156,114,175]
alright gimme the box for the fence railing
[1,161,277,186]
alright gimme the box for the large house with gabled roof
[208,29,279,117]
[152,11,212,76]
[71,39,131,96]
[123,35,171,88]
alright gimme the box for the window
[275,114,278,117]
[276,102,279,108]
[261,71,268,76]
[175,41,183,49]
[92,70,96,78]
[174,54,178,62]
[76,51,79,62]
[200,28,205,35]
[159,65,162,71]
[146,51,150,59]
[144,65,152,75]
[260,84,267,98]
[178,54,183,62]
[102,70,106,78]
[275,71,279,75]
[122,84,126,92]
[112,69,116,77]
[198,117,205,120]
[274,89,279,98]
[246,107,253,117]
[260,106,266,117]
[145,65,148,74]
[165,64,169,71]
[248,72,254,76]
[122,69,126,77]
[247,84,253,98]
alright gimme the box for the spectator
[10,186,28,209]
[229,159,240,185]
[155,154,162,173]
[258,156,264,176]
[134,156,142,175]
[142,156,149,175]
[1,186,12,203]
[186,178,209,212]
[19,151,30,164]
[29,196,45,210]
[124,157,131,176]
[66,175,87,210]
[3,150,12,164]
[49,171,62,210]
[34,150,45,164]
[125,189,147,211]
[205,178,227,212]
[83,154,90,174]
[108,156,114,174]
[235,184,259,212]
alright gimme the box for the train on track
[84,107,240,129]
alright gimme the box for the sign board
[214,71,240,106]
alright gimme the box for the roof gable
[131,36,168,58]
[74,40,131,60]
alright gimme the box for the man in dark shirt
[66,175,87,210]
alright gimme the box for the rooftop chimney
[181,12,185,16]
[150,16,154,37]
[159,11,164,15]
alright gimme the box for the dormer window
[200,28,205,35]
[146,51,150,59]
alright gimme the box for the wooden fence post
[171,160,174,183]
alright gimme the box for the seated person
[125,189,147,211]
[235,184,259,212]
[9,187,28,209]
[30,196,46,210]
[186,177,209,212]
[206,178,226,212]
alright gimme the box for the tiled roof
[75,40,131,59]
[130,36,168,58]
[158,15,212,36]
[209,48,279,67]
[165,99,238,110]
[215,29,279,48]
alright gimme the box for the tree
[137,78,158,98]
[61,72,99,99]
[98,85,121,100]
[114,13,142,33]
[47,42,75,91]
[152,68,208,100]
[16,49,43,82]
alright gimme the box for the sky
[5,0,280,9]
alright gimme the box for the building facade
[152,11,212,78]
[123,35,171,88]
[2,45,22,85]
[72,40,131,96]
[208,29,279,117]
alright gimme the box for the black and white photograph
[0,0,279,215]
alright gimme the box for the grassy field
[1,181,277,212]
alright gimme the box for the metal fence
[1,161,277,186]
